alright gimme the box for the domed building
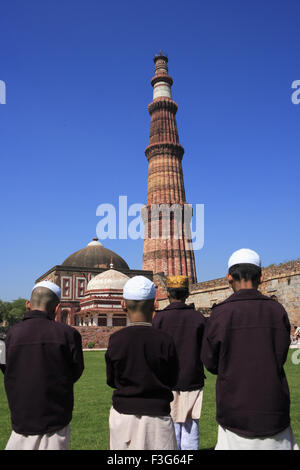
[35,237,153,327]
[62,238,130,271]
[78,268,130,327]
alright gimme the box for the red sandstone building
[36,237,152,327]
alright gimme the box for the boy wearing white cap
[201,249,298,450]
[105,276,178,450]
[2,281,84,450]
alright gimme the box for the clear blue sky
[0,0,299,301]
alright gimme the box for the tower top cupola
[151,51,173,100]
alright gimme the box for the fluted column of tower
[142,53,197,284]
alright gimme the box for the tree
[3,298,27,327]
[0,300,7,324]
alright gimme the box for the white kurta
[0,340,5,365]
[215,425,299,450]
[170,389,203,423]
[109,407,178,450]
[5,424,71,450]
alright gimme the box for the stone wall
[74,326,124,349]
[157,259,300,328]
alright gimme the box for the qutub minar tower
[142,52,197,286]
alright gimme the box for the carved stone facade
[78,269,130,327]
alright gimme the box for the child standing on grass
[152,275,206,450]
[201,248,299,450]
[105,276,178,450]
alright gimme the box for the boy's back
[202,289,291,437]
[105,324,178,416]
[201,247,298,450]
[153,302,206,391]
[106,275,178,450]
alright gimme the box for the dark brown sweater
[152,302,206,391]
[201,289,291,438]
[4,310,84,435]
[105,324,178,415]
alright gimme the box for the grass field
[0,350,299,450]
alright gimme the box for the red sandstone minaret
[142,53,197,287]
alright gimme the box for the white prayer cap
[32,280,61,301]
[123,276,156,300]
[228,248,261,270]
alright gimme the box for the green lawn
[0,350,299,450]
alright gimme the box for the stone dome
[86,269,130,291]
[62,238,129,270]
